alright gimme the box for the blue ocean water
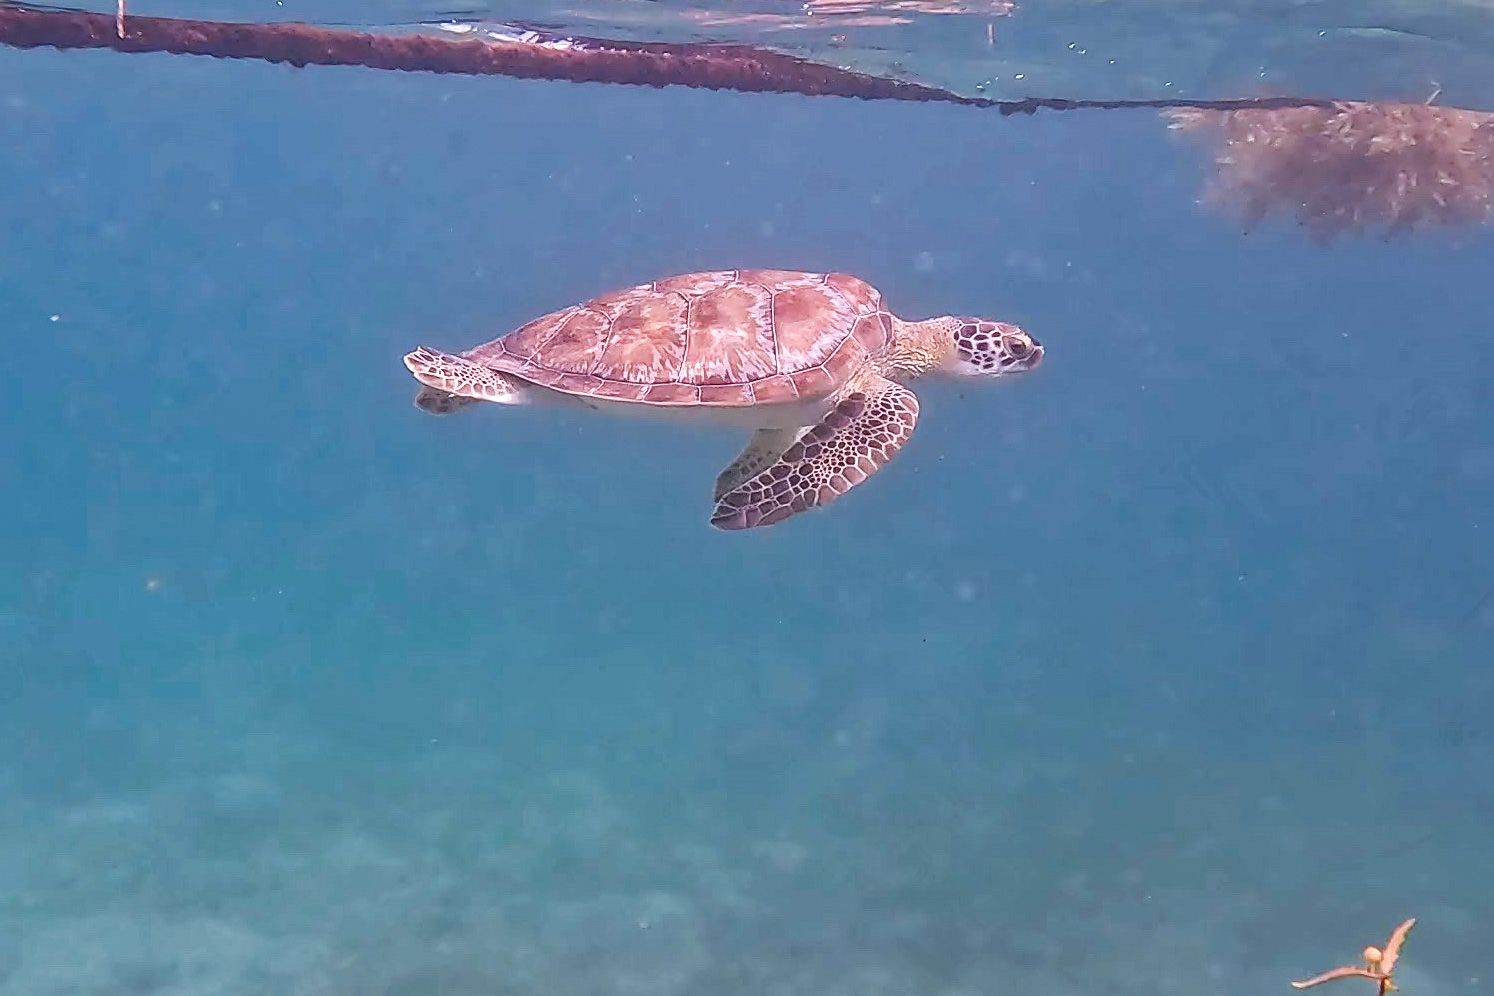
[1,10,1492,996]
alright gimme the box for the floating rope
[0,2,1336,115]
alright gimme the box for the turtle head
[939,318,1044,378]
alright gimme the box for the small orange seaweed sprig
[1291,918,1416,996]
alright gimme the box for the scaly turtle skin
[404,269,1043,530]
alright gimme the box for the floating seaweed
[1168,102,1494,242]
[1291,917,1416,996]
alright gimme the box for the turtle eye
[1006,337,1030,359]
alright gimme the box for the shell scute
[597,293,688,383]
[654,271,739,296]
[742,267,819,289]
[771,282,852,372]
[854,312,893,355]
[553,372,605,396]
[791,366,838,398]
[683,282,778,385]
[700,383,756,405]
[825,272,880,308]
[484,307,576,363]
[590,379,650,401]
[644,383,700,404]
[750,373,800,404]
[539,309,611,373]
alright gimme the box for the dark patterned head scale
[951,319,1044,376]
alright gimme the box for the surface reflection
[676,1,1014,37]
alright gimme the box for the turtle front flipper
[404,346,530,406]
[710,375,919,530]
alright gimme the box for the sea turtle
[403,269,1043,530]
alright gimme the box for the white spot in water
[753,839,808,872]
[49,314,60,322]
[913,251,936,272]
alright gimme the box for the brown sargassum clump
[1166,102,1494,241]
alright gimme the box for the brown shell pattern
[466,270,893,406]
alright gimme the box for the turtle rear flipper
[404,346,530,406]
[413,386,480,415]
